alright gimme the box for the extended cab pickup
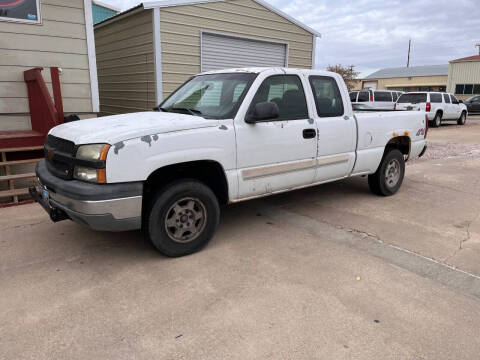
[31,68,428,257]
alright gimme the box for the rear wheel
[457,111,467,125]
[368,149,405,196]
[431,112,442,127]
[145,180,220,257]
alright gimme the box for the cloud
[100,0,480,77]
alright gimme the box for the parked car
[30,68,427,257]
[395,92,467,127]
[464,95,480,113]
[350,90,403,110]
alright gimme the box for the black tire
[368,149,405,196]
[432,112,442,127]
[457,111,467,125]
[145,179,220,257]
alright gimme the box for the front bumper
[31,160,143,232]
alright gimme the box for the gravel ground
[409,117,480,163]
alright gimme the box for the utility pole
[476,43,480,55]
[407,39,411,67]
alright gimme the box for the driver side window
[248,75,309,121]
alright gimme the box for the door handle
[303,128,317,139]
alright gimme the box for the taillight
[370,94,373,102]
[425,114,429,139]
[426,102,431,112]
[393,103,396,110]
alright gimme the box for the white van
[350,90,403,110]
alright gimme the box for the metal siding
[0,0,94,131]
[201,33,286,72]
[94,10,156,115]
[447,62,480,97]
[160,0,313,98]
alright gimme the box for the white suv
[349,90,403,110]
[395,92,468,127]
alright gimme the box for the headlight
[74,144,110,183]
[74,166,99,182]
[76,144,110,161]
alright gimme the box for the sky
[101,0,480,77]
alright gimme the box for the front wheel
[457,111,467,125]
[145,180,220,257]
[368,149,405,196]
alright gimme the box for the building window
[455,84,480,95]
[0,0,41,24]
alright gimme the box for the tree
[326,64,360,91]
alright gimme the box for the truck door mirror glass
[246,101,280,123]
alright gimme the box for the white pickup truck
[30,68,428,257]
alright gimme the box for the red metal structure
[0,67,64,149]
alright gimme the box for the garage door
[201,33,287,72]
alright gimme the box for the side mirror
[245,101,280,123]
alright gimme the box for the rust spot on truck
[141,135,152,146]
[113,141,125,155]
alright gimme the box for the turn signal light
[426,102,431,112]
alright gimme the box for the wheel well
[436,109,443,116]
[144,160,229,205]
[385,136,410,158]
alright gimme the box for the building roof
[92,0,121,12]
[450,55,480,63]
[364,64,449,79]
[96,0,321,37]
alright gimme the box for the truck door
[235,72,318,198]
[307,75,356,182]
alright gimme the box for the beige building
[94,0,320,115]
[447,54,480,101]
[0,0,99,131]
[359,65,448,92]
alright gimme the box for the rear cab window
[430,93,442,103]
[374,91,392,102]
[309,76,344,117]
[397,93,427,104]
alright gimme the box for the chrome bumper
[33,160,143,232]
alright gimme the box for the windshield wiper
[171,107,202,116]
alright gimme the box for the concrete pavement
[1,118,480,359]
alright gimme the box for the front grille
[45,135,76,180]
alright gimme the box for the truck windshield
[158,73,257,119]
[397,93,427,104]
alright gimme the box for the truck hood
[49,112,220,145]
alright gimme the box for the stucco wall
[361,75,448,91]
